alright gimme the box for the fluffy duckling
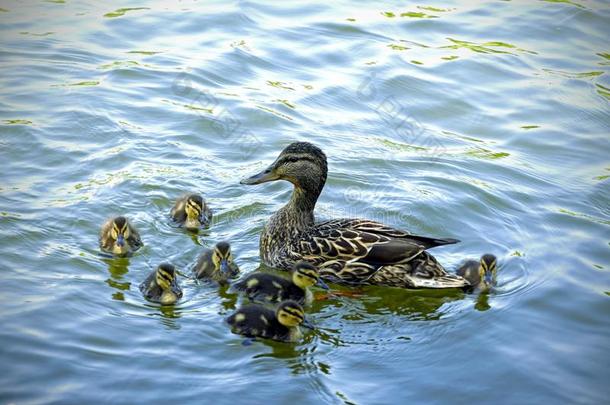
[170,193,212,230]
[139,263,183,305]
[99,216,143,256]
[226,300,313,343]
[192,241,239,282]
[457,254,498,292]
[233,261,329,305]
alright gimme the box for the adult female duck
[240,142,468,289]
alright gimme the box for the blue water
[1,0,609,403]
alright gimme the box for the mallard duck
[240,141,468,289]
[170,193,212,230]
[192,241,240,283]
[139,263,183,305]
[233,261,329,305]
[457,254,498,292]
[99,216,143,256]
[226,300,313,343]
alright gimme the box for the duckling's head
[478,254,498,289]
[155,263,181,305]
[212,241,235,276]
[292,261,329,290]
[184,194,205,229]
[241,142,328,197]
[276,300,306,328]
[110,216,131,254]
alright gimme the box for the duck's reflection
[140,303,183,330]
[474,292,491,311]
[312,284,466,320]
[103,256,131,301]
[217,282,239,312]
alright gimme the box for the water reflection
[253,341,323,377]
[474,293,491,312]
[312,285,466,321]
[137,303,183,330]
[103,256,131,301]
[217,283,239,312]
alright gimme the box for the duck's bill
[220,259,230,274]
[316,278,330,290]
[171,283,184,298]
[301,317,316,330]
[240,166,279,185]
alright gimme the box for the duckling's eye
[110,226,118,239]
[123,226,130,238]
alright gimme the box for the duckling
[457,254,498,292]
[192,241,239,283]
[99,216,143,256]
[139,263,183,305]
[233,261,329,305]
[226,300,313,343]
[170,193,212,230]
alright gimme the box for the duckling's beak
[240,165,279,185]
[220,259,230,274]
[301,317,316,330]
[171,283,183,298]
[116,235,125,247]
[316,278,330,290]
[484,273,493,285]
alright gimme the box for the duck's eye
[213,252,221,265]
[123,227,130,238]
[111,226,118,239]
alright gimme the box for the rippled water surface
[1,0,609,403]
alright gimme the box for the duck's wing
[193,249,213,279]
[334,219,459,248]
[170,195,188,222]
[233,274,285,302]
[456,260,478,277]
[127,223,143,250]
[201,201,213,224]
[139,271,160,299]
[99,218,114,249]
[319,252,468,288]
[299,218,458,267]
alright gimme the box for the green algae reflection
[540,0,585,9]
[595,84,610,100]
[3,119,33,125]
[104,7,149,18]
[442,38,536,55]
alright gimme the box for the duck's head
[292,261,329,290]
[155,263,182,305]
[184,194,206,229]
[276,300,313,329]
[240,142,328,197]
[110,216,131,254]
[478,254,498,290]
[212,241,236,277]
